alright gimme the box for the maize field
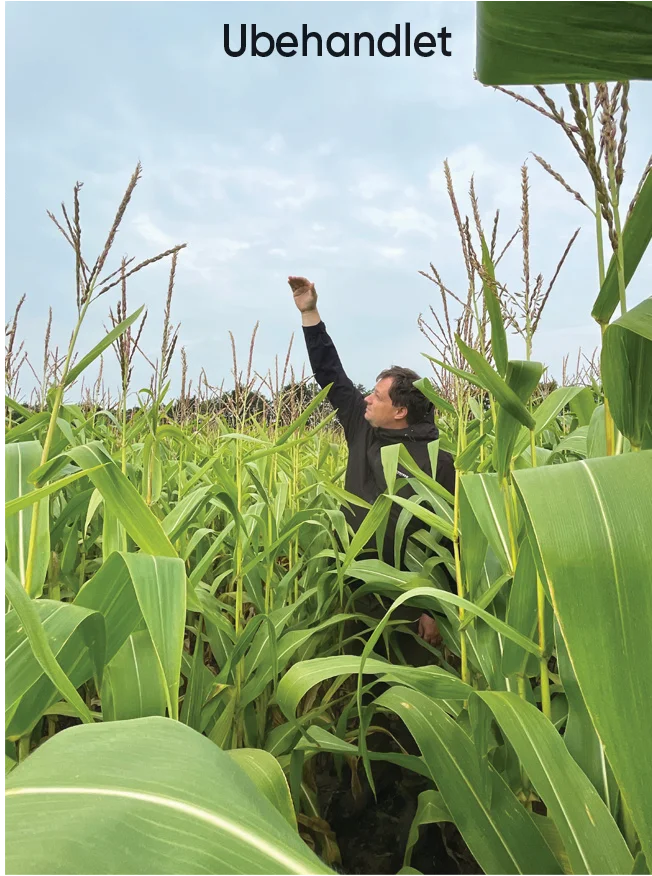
[5,4,652,875]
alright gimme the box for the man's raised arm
[288,276,366,440]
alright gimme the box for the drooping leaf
[66,442,177,557]
[593,174,652,323]
[601,297,652,449]
[5,717,332,875]
[5,568,98,732]
[375,686,562,875]
[514,452,652,862]
[478,691,632,875]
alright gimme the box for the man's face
[364,377,407,429]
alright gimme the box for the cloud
[350,172,398,200]
[376,246,406,260]
[263,133,285,154]
[356,205,439,240]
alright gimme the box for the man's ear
[394,406,408,421]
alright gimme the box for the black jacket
[303,321,456,567]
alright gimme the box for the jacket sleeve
[303,321,366,440]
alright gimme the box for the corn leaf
[480,235,508,376]
[375,686,562,875]
[64,306,145,388]
[101,632,167,722]
[5,717,332,875]
[5,442,50,597]
[476,1,652,85]
[5,568,97,732]
[66,442,177,557]
[514,452,652,862]
[593,173,652,323]
[456,338,536,429]
[601,297,652,449]
[478,691,632,875]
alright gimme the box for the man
[289,275,456,646]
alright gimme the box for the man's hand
[418,613,442,647]
[288,276,318,313]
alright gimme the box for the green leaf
[461,472,513,573]
[64,306,145,387]
[5,568,96,729]
[569,387,597,427]
[5,442,50,598]
[388,495,455,541]
[513,452,652,863]
[227,748,297,830]
[478,692,633,875]
[403,790,452,869]
[476,2,652,85]
[493,360,543,479]
[75,552,185,693]
[593,174,652,323]
[501,538,538,677]
[375,687,562,875]
[101,632,167,722]
[5,717,332,875]
[601,297,652,449]
[66,442,177,557]
[456,337,536,429]
[413,377,457,416]
[480,235,508,376]
[274,384,332,446]
[5,464,105,518]
[513,386,586,459]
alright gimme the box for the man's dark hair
[376,366,434,425]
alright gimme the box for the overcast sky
[6,1,651,404]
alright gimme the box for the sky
[5,1,652,405]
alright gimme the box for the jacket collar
[374,421,439,443]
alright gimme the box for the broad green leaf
[276,655,446,723]
[461,472,513,573]
[501,538,538,678]
[5,441,49,598]
[227,748,297,830]
[5,411,50,444]
[375,687,562,875]
[459,483,488,601]
[66,442,177,557]
[64,306,145,388]
[476,2,652,85]
[161,486,211,542]
[593,174,652,323]
[403,790,452,869]
[5,464,104,518]
[601,297,652,449]
[388,495,455,541]
[493,360,543,480]
[514,452,652,863]
[5,717,332,875]
[570,387,597,427]
[455,337,536,429]
[512,386,586,459]
[5,568,96,730]
[421,353,487,391]
[101,632,167,722]
[480,235,508,376]
[478,692,632,875]
[413,377,457,416]
[75,551,185,716]
[555,620,616,811]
